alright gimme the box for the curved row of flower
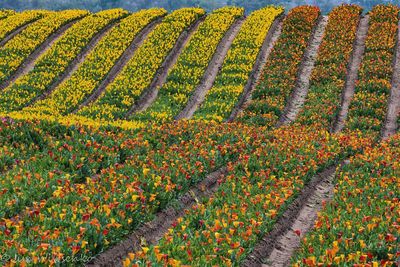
[192,6,284,122]
[0,9,15,20]
[0,120,251,265]
[123,126,368,266]
[128,6,244,124]
[0,10,47,43]
[0,9,128,113]
[292,134,399,266]
[296,4,362,129]
[21,8,167,117]
[0,10,88,84]
[238,6,320,126]
[77,8,205,120]
[346,5,400,135]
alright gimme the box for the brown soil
[0,18,40,47]
[0,18,81,91]
[227,15,285,122]
[124,16,205,117]
[241,165,340,267]
[332,16,369,133]
[381,19,400,140]
[25,20,119,107]
[71,18,163,113]
[276,16,328,127]
[86,168,227,267]
[175,18,245,120]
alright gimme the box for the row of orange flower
[346,5,399,135]
[297,4,362,129]
[238,6,320,126]
[292,133,399,266]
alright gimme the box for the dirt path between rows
[71,18,163,114]
[332,16,369,133]
[175,18,245,120]
[0,18,40,47]
[25,20,119,107]
[0,18,81,91]
[381,19,400,140]
[241,165,340,267]
[276,16,328,127]
[227,15,285,122]
[86,168,227,267]
[124,17,205,117]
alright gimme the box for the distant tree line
[1,0,399,14]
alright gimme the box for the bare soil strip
[124,17,205,117]
[71,18,163,113]
[0,18,40,47]
[241,164,340,267]
[0,19,81,91]
[276,16,328,127]
[86,168,227,267]
[25,21,119,107]
[227,15,285,122]
[175,18,245,120]
[381,19,400,139]
[332,16,369,133]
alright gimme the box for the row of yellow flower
[0,10,88,84]
[129,6,244,124]
[296,5,362,129]
[21,8,167,117]
[0,9,15,20]
[0,9,128,113]
[346,5,400,136]
[238,6,320,126]
[293,134,399,266]
[192,6,284,122]
[0,10,47,42]
[78,8,205,120]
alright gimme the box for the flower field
[0,4,399,267]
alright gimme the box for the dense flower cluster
[129,7,244,123]
[346,5,400,134]
[296,5,362,128]
[78,8,206,120]
[292,134,399,266]
[123,126,368,266]
[23,8,167,117]
[0,10,47,42]
[192,6,284,122]
[0,10,88,84]
[0,9,128,113]
[0,9,15,20]
[238,6,320,126]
